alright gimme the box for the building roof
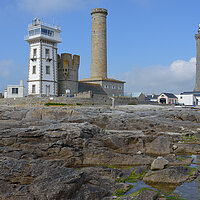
[180,91,200,95]
[124,92,144,98]
[161,93,177,98]
[78,82,107,95]
[79,77,126,83]
[146,94,159,100]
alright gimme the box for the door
[46,85,50,97]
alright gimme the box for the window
[32,85,36,93]
[45,49,50,57]
[118,86,122,90]
[112,85,115,89]
[41,28,54,37]
[29,28,40,36]
[32,65,36,74]
[33,49,37,57]
[46,66,50,74]
[12,88,18,94]
[104,85,108,89]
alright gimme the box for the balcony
[24,34,62,43]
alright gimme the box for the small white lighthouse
[25,18,61,96]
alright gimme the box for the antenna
[53,17,55,25]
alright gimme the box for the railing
[28,21,61,31]
[24,34,62,42]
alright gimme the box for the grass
[128,102,137,105]
[44,102,83,106]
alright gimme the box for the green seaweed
[113,189,126,197]
[116,169,147,183]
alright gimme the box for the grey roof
[78,82,107,95]
[180,91,200,95]
[146,95,159,100]
[162,93,177,98]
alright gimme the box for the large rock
[143,166,198,184]
[145,136,171,155]
[135,189,158,200]
[151,157,169,170]
[0,157,126,200]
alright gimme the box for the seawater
[126,155,200,200]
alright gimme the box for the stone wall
[0,95,139,107]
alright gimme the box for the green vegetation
[128,102,137,105]
[116,170,147,183]
[45,102,72,106]
[188,167,198,177]
[45,102,83,106]
[113,187,185,200]
[107,165,136,169]
[181,135,198,143]
[76,103,83,106]
[113,189,126,197]
[129,188,157,198]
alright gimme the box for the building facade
[4,80,25,98]
[177,92,200,106]
[158,93,178,104]
[25,18,61,96]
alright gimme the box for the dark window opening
[12,88,18,94]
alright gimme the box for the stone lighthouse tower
[80,8,125,96]
[25,18,61,96]
[194,25,200,92]
[91,8,108,79]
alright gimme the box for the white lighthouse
[25,18,61,96]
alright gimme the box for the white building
[176,92,200,106]
[25,18,61,96]
[4,80,25,98]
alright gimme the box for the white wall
[176,94,195,105]
[5,85,25,98]
[28,42,58,96]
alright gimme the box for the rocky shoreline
[0,104,200,199]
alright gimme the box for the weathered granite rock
[0,105,200,199]
[0,157,127,200]
[145,136,171,155]
[143,166,198,184]
[174,144,200,154]
[135,189,158,200]
[151,157,169,170]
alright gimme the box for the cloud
[0,60,26,93]
[120,57,196,94]
[18,0,95,15]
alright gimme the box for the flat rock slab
[143,166,198,184]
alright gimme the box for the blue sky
[0,0,199,94]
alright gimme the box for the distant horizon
[0,0,199,95]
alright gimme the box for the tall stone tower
[194,25,200,92]
[80,8,125,97]
[25,18,61,96]
[91,8,108,79]
[57,53,80,96]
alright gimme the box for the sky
[0,0,199,94]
